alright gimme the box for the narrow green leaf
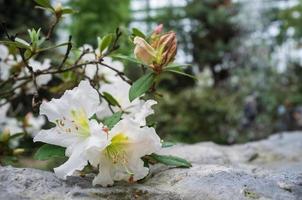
[164,63,191,69]
[0,40,30,50]
[62,8,77,15]
[103,111,123,129]
[35,6,55,13]
[161,141,175,148]
[34,144,66,160]
[149,153,192,168]
[15,37,31,47]
[102,92,120,107]
[112,54,145,65]
[165,69,197,80]
[132,28,146,39]
[100,34,113,53]
[129,72,156,102]
[38,42,70,52]
[34,0,54,10]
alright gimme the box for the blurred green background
[1,0,302,147]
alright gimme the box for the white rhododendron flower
[28,58,52,86]
[98,78,157,126]
[0,44,11,80]
[33,80,162,184]
[11,58,52,94]
[0,102,22,136]
[87,118,161,187]
[85,57,124,83]
[34,80,106,179]
[24,113,46,137]
[79,45,124,83]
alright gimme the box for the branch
[99,61,132,85]
[58,35,72,70]
[46,16,60,40]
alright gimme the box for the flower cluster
[0,13,192,185]
[34,80,161,186]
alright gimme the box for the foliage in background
[1,0,302,149]
[154,0,240,86]
[68,0,131,49]
[0,0,52,38]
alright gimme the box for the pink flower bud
[153,31,177,68]
[154,24,163,35]
[133,37,156,65]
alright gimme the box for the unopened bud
[153,31,177,67]
[154,24,163,35]
[13,148,25,155]
[1,128,10,143]
[54,2,63,18]
[133,37,156,65]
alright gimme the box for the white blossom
[0,45,10,80]
[24,112,46,137]
[0,102,22,136]
[86,118,161,186]
[28,58,52,86]
[34,80,106,179]
[79,45,124,83]
[98,78,157,126]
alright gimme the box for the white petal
[127,157,149,181]
[36,74,51,86]
[28,59,41,72]
[128,99,157,126]
[92,156,114,187]
[0,62,10,80]
[41,59,51,70]
[0,103,10,123]
[54,142,87,179]
[85,64,98,79]
[33,127,80,148]
[40,80,100,122]
[0,45,9,60]
[4,118,22,135]
[99,79,131,110]
[96,101,116,119]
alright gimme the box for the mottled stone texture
[1,132,302,200]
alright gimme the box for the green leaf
[102,92,120,107]
[34,144,66,160]
[129,72,156,102]
[112,54,145,65]
[0,40,31,50]
[100,34,113,53]
[161,141,175,148]
[132,28,146,39]
[34,0,54,11]
[38,42,70,52]
[164,63,191,69]
[149,153,192,168]
[165,69,197,80]
[62,8,77,15]
[103,111,123,129]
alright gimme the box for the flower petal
[128,99,157,126]
[92,155,114,187]
[127,157,149,181]
[34,127,80,148]
[54,142,88,179]
[40,80,100,122]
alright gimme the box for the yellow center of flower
[105,133,128,164]
[70,109,90,136]
[55,108,90,137]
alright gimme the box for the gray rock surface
[1,132,302,200]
